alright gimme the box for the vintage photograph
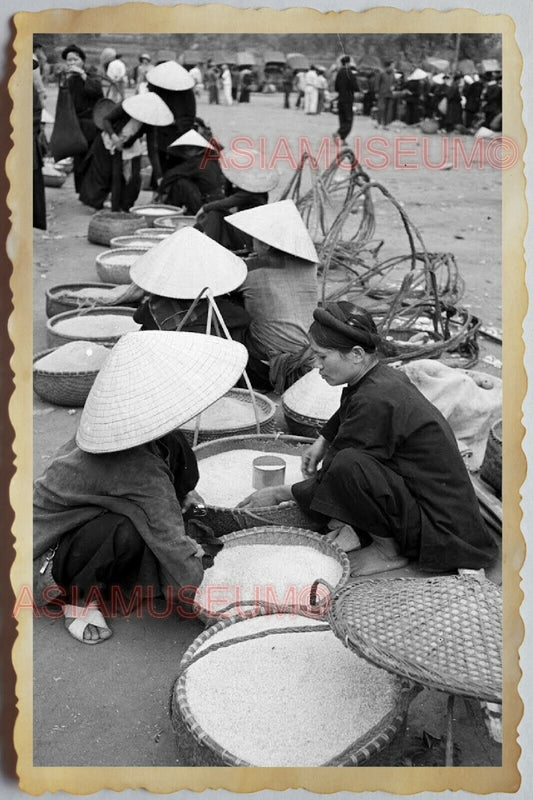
[9,6,525,792]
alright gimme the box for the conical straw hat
[122,92,173,126]
[130,227,247,299]
[168,129,217,151]
[226,199,318,262]
[76,331,248,453]
[282,367,343,421]
[147,60,195,90]
[221,149,279,193]
[407,68,428,81]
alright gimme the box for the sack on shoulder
[49,78,88,162]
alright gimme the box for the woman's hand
[181,489,206,515]
[301,435,328,478]
[236,484,293,509]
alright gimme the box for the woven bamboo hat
[147,60,195,91]
[226,199,318,262]
[130,227,247,299]
[122,92,173,126]
[168,129,217,151]
[407,68,428,81]
[221,149,279,193]
[76,331,248,453]
[282,367,343,420]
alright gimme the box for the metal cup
[252,455,286,490]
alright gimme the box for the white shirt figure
[189,65,204,98]
[221,65,233,106]
[304,67,318,114]
[107,57,128,102]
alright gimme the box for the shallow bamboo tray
[95,247,146,284]
[131,204,184,227]
[180,388,276,445]
[153,214,196,230]
[46,306,139,348]
[45,281,120,318]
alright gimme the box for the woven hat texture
[282,368,343,420]
[147,60,195,91]
[226,199,318,262]
[169,129,217,151]
[130,227,247,299]
[76,331,248,453]
[221,149,279,193]
[122,92,173,126]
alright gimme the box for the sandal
[63,603,112,645]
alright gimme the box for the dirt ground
[32,88,502,769]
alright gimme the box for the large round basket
[45,282,121,318]
[33,346,108,407]
[193,433,321,535]
[179,388,276,445]
[171,607,417,766]
[480,419,502,499]
[88,210,148,246]
[135,228,173,239]
[153,214,196,230]
[46,307,140,348]
[282,368,342,438]
[195,525,350,621]
[43,169,67,188]
[131,204,184,227]
[108,233,161,249]
[95,247,146,284]
[420,118,439,134]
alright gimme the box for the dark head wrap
[62,44,86,62]
[309,301,380,352]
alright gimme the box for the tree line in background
[35,32,501,68]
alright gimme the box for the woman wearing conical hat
[79,91,173,212]
[195,150,278,251]
[131,227,250,344]
[33,332,247,644]
[146,60,197,181]
[157,129,225,214]
[226,199,319,393]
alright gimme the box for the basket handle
[309,577,335,609]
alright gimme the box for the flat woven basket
[194,433,322,535]
[325,572,502,703]
[45,282,120,318]
[153,214,196,230]
[108,234,160,249]
[87,210,148,246]
[170,606,418,767]
[282,368,342,439]
[33,347,107,406]
[179,388,276,445]
[95,247,146,284]
[131,204,185,227]
[46,306,138,348]
[135,228,173,239]
[195,525,351,620]
[480,419,502,499]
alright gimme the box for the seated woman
[195,156,278,252]
[238,302,498,576]
[33,331,247,644]
[79,91,173,211]
[225,199,318,393]
[131,226,250,345]
[158,129,225,213]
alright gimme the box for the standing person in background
[60,44,103,194]
[33,54,46,230]
[442,72,464,132]
[334,55,358,144]
[295,69,306,109]
[206,61,219,105]
[463,74,483,130]
[282,64,294,109]
[221,64,233,105]
[304,65,319,114]
[189,62,204,100]
[481,72,502,131]
[315,67,328,113]
[100,47,127,103]
[135,53,152,93]
[239,69,252,103]
[375,60,396,129]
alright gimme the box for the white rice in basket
[34,341,110,372]
[181,397,258,431]
[196,542,342,614]
[196,449,304,507]
[60,286,123,301]
[101,252,142,266]
[53,315,140,338]
[183,613,399,766]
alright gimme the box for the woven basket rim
[181,388,276,434]
[131,203,185,215]
[91,210,146,221]
[328,575,502,703]
[33,346,108,378]
[108,235,157,248]
[96,247,148,265]
[194,433,313,512]
[47,306,137,343]
[281,400,329,427]
[173,606,412,767]
[154,214,196,228]
[46,281,119,300]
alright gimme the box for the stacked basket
[88,210,148,246]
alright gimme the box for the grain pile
[101,252,142,266]
[181,396,258,431]
[183,613,399,766]
[34,341,110,372]
[196,449,304,507]
[196,543,343,614]
[53,314,140,338]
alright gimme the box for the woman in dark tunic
[239,302,498,576]
[60,44,103,193]
[33,331,247,644]
[79,91,172,211]
[158,130,225,213]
